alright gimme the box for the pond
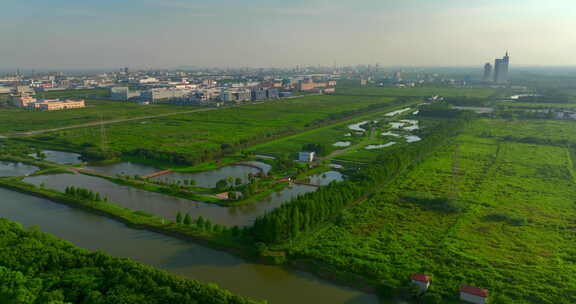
[153,162,272,188]
[333,141,352,147]
[405,135,422,143]
[87,161,272,189]
[348,121,369,132]
[0,161,39,177]
[384,108,411,117]
[381,131,401,137]
[39,150,83,164]
[365,142,397,150]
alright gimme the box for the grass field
[335,87,498,98]
[245,103,418,158]
[0,99,199,133]
[468,119,576,143]
[496,101,576,109]
[25,95,405,161]
[288,119,576,303]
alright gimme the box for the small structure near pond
[410,274,431,292]
[460,285,489,304]
[298,151,315,162]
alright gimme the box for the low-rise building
[460,285,489,304]
[410,274,431,292]
[251,88,267,101]
[140,88,187,103]
[221,88,251,102]
[11,95,37,108]
[266,88,279,99]
[298,151,315,162]
[28,99,86,111]
[110,87,130,100]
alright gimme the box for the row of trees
[175,212,249,237]
[64,186,107,202]
[0,219,259,304]
[250,114,472,244]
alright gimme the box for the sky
[1,0,575,69]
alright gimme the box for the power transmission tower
[100,114,108,153]
[450,144,461,201]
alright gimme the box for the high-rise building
[493,52,510,84]
[483,63,493,82]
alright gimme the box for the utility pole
[100,113,108,153]
[450,144,461,201]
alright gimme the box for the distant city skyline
[2,0,576,69]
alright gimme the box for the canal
[0,187,378,304]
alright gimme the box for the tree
[215,179,228,191]
[183,214,191,226]
[196,216,205,228]
[176,212,183,224]
[235,177,243,186]
[228,192,237,201]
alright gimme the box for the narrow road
[2,94,323,138]
[4,107,219,137]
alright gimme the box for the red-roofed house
[460,285,489,304]
[410,274,431,291]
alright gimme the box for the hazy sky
[1,0,575,69]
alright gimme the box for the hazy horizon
[2,0,575,69]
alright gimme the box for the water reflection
[23,171,343,227]
[0,161,38,177]
[40,150,82,164]
[0,188,378,304]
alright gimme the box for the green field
[335,87,498,98]
[496,101,576,109]
[0,99,199,134]
[245,103,418,158]
[26,95,407,164]
[288,119,576,303]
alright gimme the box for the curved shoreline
[0,180,381,302]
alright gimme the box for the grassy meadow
[245,103,419,158]
[0,99,200,134]
[26,94,402,159]
[288,119,576,303]
[335,87,498,98]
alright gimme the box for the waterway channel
[0,187,378,304]
[23,170,343,227]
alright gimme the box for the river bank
[0,182,379,304]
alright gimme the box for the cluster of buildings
[8,86,85,111]
[106,73,337,105]
[483,52,510,84]
[411,274,489,304]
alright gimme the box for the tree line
[0,218,260,304]
[64,186,107,202]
